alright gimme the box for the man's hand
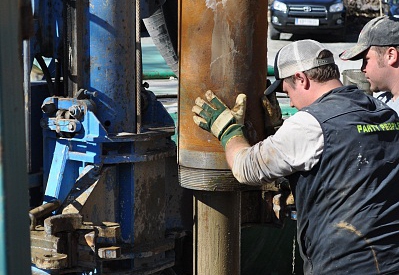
[273,192,295,220]
[262,89,283,129]
[192,90,246,148]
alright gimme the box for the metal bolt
[40,118,48,129]
[68,122,75,131]
[84,90,98,97]
[69,105,81,119]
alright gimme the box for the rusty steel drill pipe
[178,0,268,190]
[178,1,268,275]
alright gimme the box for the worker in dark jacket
[192,39,399,274]
[340,15,399,115]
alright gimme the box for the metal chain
[292,234,296,275]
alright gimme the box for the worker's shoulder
[286,110,318,124]
[281,111,321,132]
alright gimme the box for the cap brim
[339,43,369,60]
[265,79,283,95]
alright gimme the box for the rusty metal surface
[178,2,269,274]
[178,0,268,170]
[31,215,176,272]
[98,246,121,259]
[29,200,60,230]
[31,227,72,270]
[31,135,184,273]
[63,166,118,224]
[44,213,83,235]
[31,228,66,252]
[133,160,167,244]
[179,165,266,191]
[193,191,241,275]
[31,248,68,270]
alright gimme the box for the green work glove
[192,90,246,148]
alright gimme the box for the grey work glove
[262,85,283,129]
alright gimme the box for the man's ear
[294,72,309,89]
[387,47,399,67]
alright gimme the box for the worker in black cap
[340,15,399,114]
[192,39,399,274]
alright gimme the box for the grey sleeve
[232,111,324,185]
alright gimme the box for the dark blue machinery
[27,0,191,274]
[0,0,303,274]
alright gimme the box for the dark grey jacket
[289,86,399,274]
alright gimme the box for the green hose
[143,65,275,79]
[267,65,274,76]
[143,70,177,79]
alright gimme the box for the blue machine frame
[28,0,188,274]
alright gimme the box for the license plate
[295,18,319,26]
